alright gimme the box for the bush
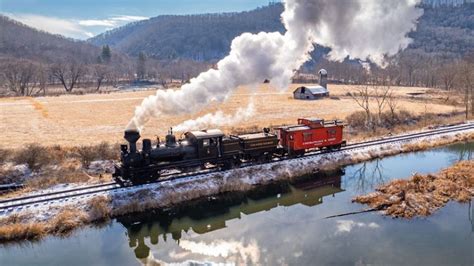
[13,144,52,171]
[94,142,117,160]
[75,146,97,168]
[75,142,117,168]
[345,111,367,129]
[88,196,111,221]
[25,169,90,189]
[0,148,10,164]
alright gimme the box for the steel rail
[0,122,472,212]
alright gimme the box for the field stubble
[0,84,462,149]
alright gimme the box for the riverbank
[353,161,473,218]
[0,128,472,243]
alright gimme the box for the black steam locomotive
[113,128,279,185]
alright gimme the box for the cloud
[6,13,94,39]
[5,13,148,39]
[79,15,148,27]
[336,220,380,234]
[179,238,261,264]
[78,19,115,27]
[111,15,149,22]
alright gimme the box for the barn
[293,69,329,100]
[293,86,329,100]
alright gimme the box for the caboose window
[303,132,312,141]
[328,129,336,137]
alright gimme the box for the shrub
[345,111,367,129]
[75,142,118,168]
[13,144,52,171]
[25,169,90,189]
[0,148,10,164]
[50,208,86,236]
[88,196,111,221]
[95,142,118,160]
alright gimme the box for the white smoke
[173,101,255,132]
[127,0,423,132]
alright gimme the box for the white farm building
[293,69,329,100]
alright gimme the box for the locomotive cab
[185,129,224,160]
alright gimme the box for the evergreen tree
[101,45,112,64]
[137,52,146,80]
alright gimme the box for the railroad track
[0,122,473,213]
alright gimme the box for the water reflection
[1,142,473,266]
[470,200,474,233]
[347,159,386,192]
[117,172,344,260]
[444,141,473,162]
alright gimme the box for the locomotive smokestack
[319,69,328,89]
[124,130,140,153]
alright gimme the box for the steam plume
[173,101,255,132]
[128,0,423,132]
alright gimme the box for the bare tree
[438,62,458,91]
[349,85,372,130]
[1,60,40,96]
[51,61,85,93]
[37,64,49,96]
[457,60,473,118]
[93,64,109,91]
[373,83,391,125]
[386,90,399,123]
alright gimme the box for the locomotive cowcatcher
[113,118,346,186]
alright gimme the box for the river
[1,142,473,265]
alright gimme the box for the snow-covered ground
[1,126,473,225]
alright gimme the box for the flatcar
[113,117,346,186]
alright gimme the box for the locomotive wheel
[221,161,234,170]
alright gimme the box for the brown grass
[0,196,114,243]
[50,208,87,236]
[25,169,91,189]
[87,196,112,221]
[0,142,118,193]
[0,84,463,149]
[353,161,474,218]
[1,130,472,242]
[402,133,474,152]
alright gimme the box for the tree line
[0,45,212,96]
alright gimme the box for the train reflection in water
[116,170,345,259]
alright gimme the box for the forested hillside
[89,3,474,61]
[89,3,285,61]
[0,15,101,64]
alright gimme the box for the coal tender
[113,128,279,186]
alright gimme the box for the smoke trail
[128,0,423,131]
[173,101,255,132]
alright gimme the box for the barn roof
[293,85,328,95]
[306,86,328,94]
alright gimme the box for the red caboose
[276,118,346,156]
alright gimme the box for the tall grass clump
[13,144,52,171]
[74,142,118,168]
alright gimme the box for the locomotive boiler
[114,128,279,185]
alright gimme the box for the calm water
[0,142,473,266]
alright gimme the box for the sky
[0,0,274,39]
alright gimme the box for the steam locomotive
[113,118,346,186]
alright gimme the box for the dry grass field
[0,84,462,149]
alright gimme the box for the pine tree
[101,45,112,64]
[137,52,146,80]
